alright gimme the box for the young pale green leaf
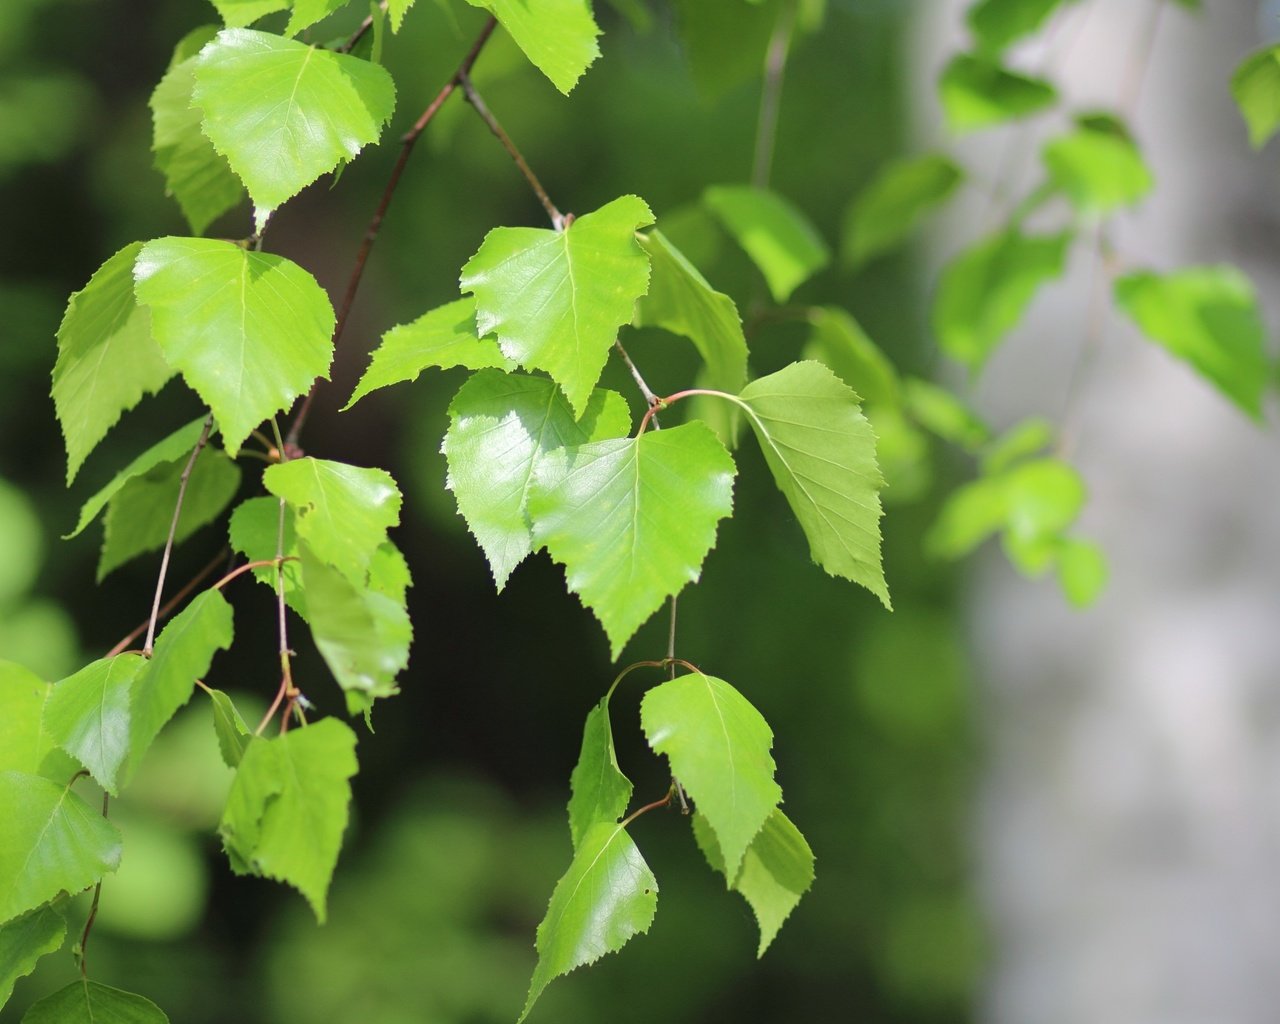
[206,688,252,768]
[192,29,397,228]
[463,0,601,94]
[126,591,234,783]
[981,416,1054,475]
[1058,537,1107,608]
[21,979,169,1023]
[925,475,1006,559]
[520,822,657,1023]
[1113,266,1269,419]
[387,0,415,30]
[933,228,1070,370]
[692,808,814,956]
[228,496,304,610]
[803,307,899,406]
[345,296,514,409]
[285,0,349,36]
[42,654,146,795]
[528,422,736,658]
[208,0,288,28]
[460,195,655,417]
[1232,45,1280,148]
[842,154,963,268]
[0,662,78,780]
[300,545,411,714]
[64,417,209,540]
[133,237,335,454]
[703,185,830,302]
[0,906,65,1009]
[219,718,358,922]
[966,0,1065,54]
[641,672,780,876]
[1043,115,1153,214]
[264,458,401,587]
[633,230,748,395]
[566,698,633,850]
[150,32,243,234]
[442,371,631,590]
[97,444,241,582]
[735,361,890,608]
[52,242,174,484]
[938,54,1057,133]
[901,378,990,451]
[0,772,122,926]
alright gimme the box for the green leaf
[52,242,174,484]
[345,297,514,409]
[42,654,146,795]
[703,185,830,303]
[206,688,252,768]
[1232,45,1280,148]
[566,698,633,850]
[192,29,397,228]
[641,672,780,876]
[938,53,1057,133]
[219,718,358,922]
[520,822,657,1023]
[633,230,748,395]
[0,663,79,780]
[1058,537,1107,608]
[285,0,349,36]
[901,378,990,451]
[228,496,303,607]
[442,371,631,590]
[0,772,122,926]
[126,591,235,783]
[463,0,601,94]
[459,195,655,417]
[208,0,288,28]
[300,544,411,714]
[1043,115,1153,214]
[264,458,401,587]
[735,362,890,607]
[692,807,814,956]
[97,443,241,582]
[133,237,335,455]
[802,307,898,406]
[981,416,1053,474]
[64,417,209,540]
[150,31,243,234]
[0,906,65,1010]
[933,228,1070,370]
[966,0,1065,54]
[1113,266,1270,419]
[387,0,415,31]
[528,422,736,658]
[21,979,169,1023]
[670,0,778,99]
[925,475,1006,559]
[842,154,964,268]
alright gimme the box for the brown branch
[106,548,225,658]
[78,792,109,978]
[751,0,798,190]
[338,0,388,54]
[285,16,499,450]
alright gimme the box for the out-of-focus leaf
[1043,114,1153,214]
[902,378,990,451]
[704,185,830,302]
[938,53,1056,133]
[843,154,963,268]
[981,416,1054,474]
[802,306,898,405]
[1232,44,1280,148]
[966,0,1066,54]
[1057,538,1108,608]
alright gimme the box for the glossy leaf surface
[703,185,830,302]
[0,663,79,780]
[529,422,736,657]
[208,0,287,28]
[460,195,654,416]
[566,697,633,850]
[463,0,601,94]
[133,237,335,455]
[843,154,963,268]
[42,654,146,795]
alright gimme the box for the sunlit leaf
[566,697,633,850]
[735,362,890,607]
[0,772,122,926]
[966,0,1066,54]
[133,237,335,455]
[1042,114,1153,214]
[208,0,288,28]
[463,0,601,94]
[219,717,358,922]
[1057,537,1107,608]
[0,663,78,781]
[802,307,898,406]
[0,905,65,1009]
[528,422,736,658]
[460,195,655,417]
[52,243,174,484]
[21,979,169,1023]
[938,53,1056,133]
[641,672,780,875]
[42,654,146,795]
[703,185,830,302]
[192,29,396,228]
[981,416,1053,474]
[345,297,513,409]
[1232,44,1280,148]
[842,154,963,268]
[387,0,415,31]
[206,688,252,768]
[520,822,657,1022]
[692,808,814,956]
[285,0,349,36]
[442,371,631,590]
[902,378,990,451]
[1114,266,1269,419]
[933,228,1070,369]
[227,496,303,609]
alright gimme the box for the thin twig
[613,339,661,412]
[106,548,225,657]
[143,415,213,655]
[338,0,388,54]
[620,787,675,829]
[458,72,565,230]
[78,792,109,978]
[285,17,499,449]
[751,0,798,190]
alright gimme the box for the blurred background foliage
[0,0,980,1020]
